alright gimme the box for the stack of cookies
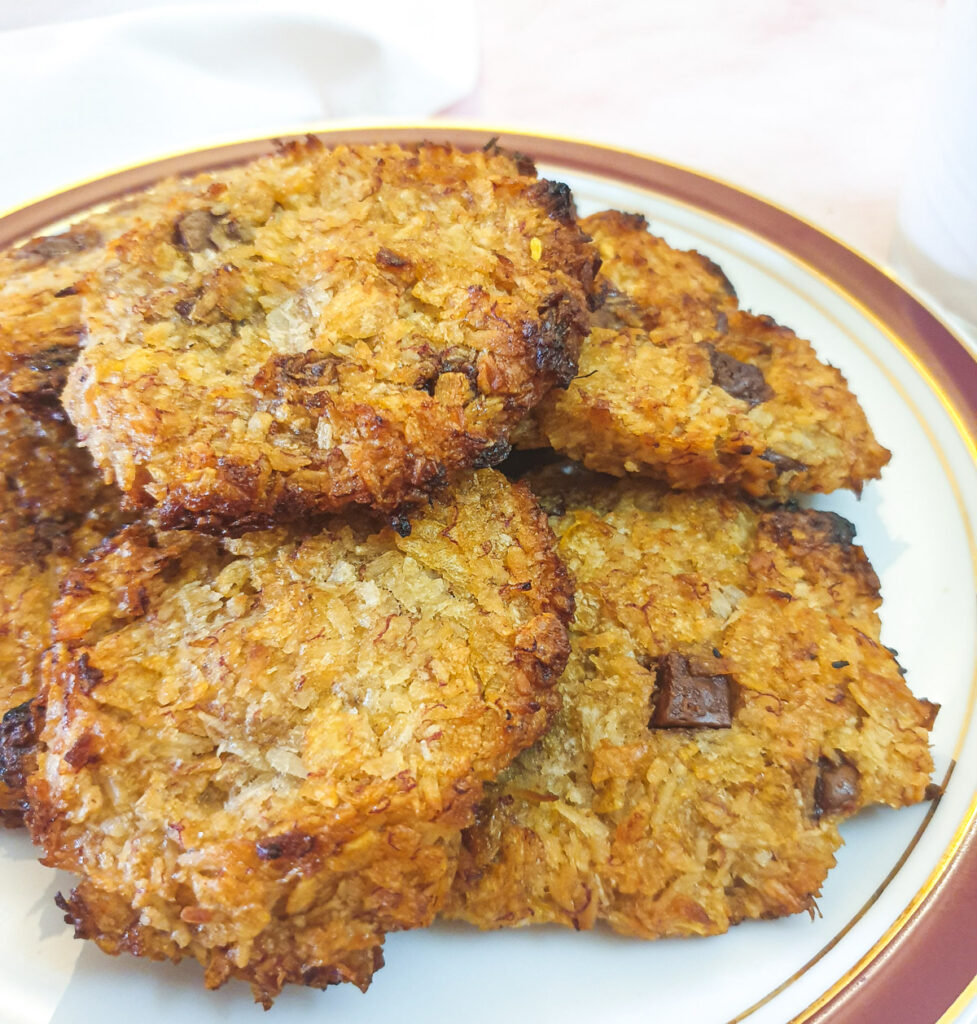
[0,137,937,1007]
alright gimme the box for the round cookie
[444,464,936,937]
[63,139,599,532]
[524,210,890,497]
[23,469,572,1005]
[0,402,129,826]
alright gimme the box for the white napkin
[891,0,977,336]
[0,0,478,214]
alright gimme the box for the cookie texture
[23,469,572,1005]
[444,464,936,937]
[63,139,599,532]
[0,178,196,404]
[524,210,890,496]
[0,402,129,826]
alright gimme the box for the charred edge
[0,700,39,792]
[807,510,857,547]
[764,507,858,549]
[531,179,576,225]
[527,293,584,389]
[699,254,738,299]
[54,890,98,940]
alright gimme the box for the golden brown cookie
[444,464,936,937]
[21,469,572,1005]
[63,139,599,532]
[0,402,129,826]
[523,211,890,496]
[0,177,196,404]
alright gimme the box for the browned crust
[0,402,130,825]
[27,469,572,1004]
[525,211,891,497]
[444,466,936,937]
[53,882,384,1008]
[0,179,200,404]
[63,139,599,532]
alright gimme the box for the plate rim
[1,121,975,1024]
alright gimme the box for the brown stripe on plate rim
[1,123,975,1024]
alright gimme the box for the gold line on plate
[3,121,975,1023]
[558,159,977,1023]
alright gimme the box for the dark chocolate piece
[649,652,734,729]
[814,758,860,816]
[174,209,219,252]
[705,344,773,407]
[760,449,808,475]
[15,229,97,261]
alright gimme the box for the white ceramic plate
[1,127,975,1024]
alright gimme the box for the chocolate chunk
[174,299,194,320]
[54,285,78,298]
[831,660,850,669]
[760,449,808,475]
[15,230,97,261]
[174,209,219,252]
[590,285,658,331]
[649,652,734,729]
[704,344,773,407]
[255,830,317,860]
[814,758,860,816]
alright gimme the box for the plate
[1,126,975,1024]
